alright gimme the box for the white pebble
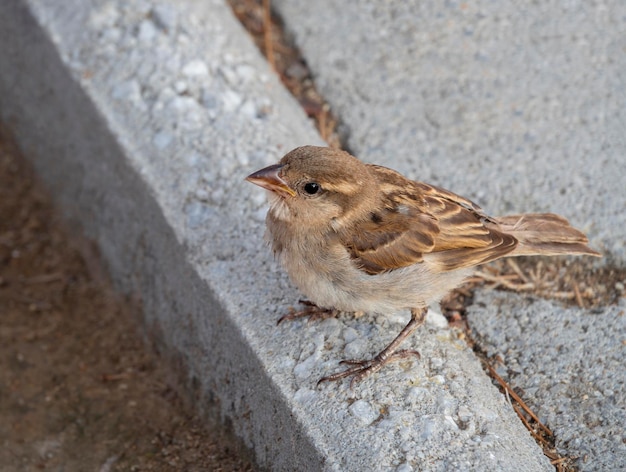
[167,97,204,129]
[343,338,367,358]
[153,132,173,149]
[236,151,250,166]
[457,405,472,422]
[89,3,119,29]
[186,201,217,229]
[168,95,197,112]
[101,27,121,43]
[111,80,141,102]
[220,65,238,85]
[293,388,318,405]
[293,352,320,380]
[185,152,203,167]
[342,327,359,343]
[240,100,258,118]
[444,415,459,430]
[406,386,428,402]
[210,189,224,204]
[426,308,448,328]
[236,64,257,82]
[195,189,210,201]
[419,416,436,440]
[349,400,378,425]
[202,170,216,182]
[182,59,209,77]
[385,310,410,325]
[430,357,444,370]
[151,4,178,32]
[431,375,446,385]
[137,19,157,42]
[222,89,242,112]
[157,87,176,104]
[174,80,188,94]
[252,208,267,223]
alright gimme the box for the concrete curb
[468,292,626,471]
[1,0,556,470]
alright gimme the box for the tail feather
[492,213,601,258]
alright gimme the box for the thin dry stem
[573,282,584,308]
[506,258,529,283]
[485,363,553,437]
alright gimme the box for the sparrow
[246,146,601,386]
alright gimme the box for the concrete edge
[0,1,326,469]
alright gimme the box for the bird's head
[246,146,376,229]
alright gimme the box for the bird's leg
[318,307,427,388]
[277,299,341,325]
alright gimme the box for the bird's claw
[277,300,340,325]
[317,349,421,388]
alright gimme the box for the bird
[246,145,601,387]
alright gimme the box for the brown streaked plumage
[246,145,601,387]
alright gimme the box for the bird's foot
[277,300,340,325]
[318,349,421,389]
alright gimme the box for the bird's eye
[303,182,321,195]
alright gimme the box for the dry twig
[485,362,552,437]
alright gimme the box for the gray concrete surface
[0,0,556,471]
[270,1,626,469]
[468,292,626,471]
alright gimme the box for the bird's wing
[340,165,518,274]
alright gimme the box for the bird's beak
[246,164,296,197]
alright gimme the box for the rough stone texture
[0,0,554,470]
[468,292,626,471]
[0,0,323,469]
